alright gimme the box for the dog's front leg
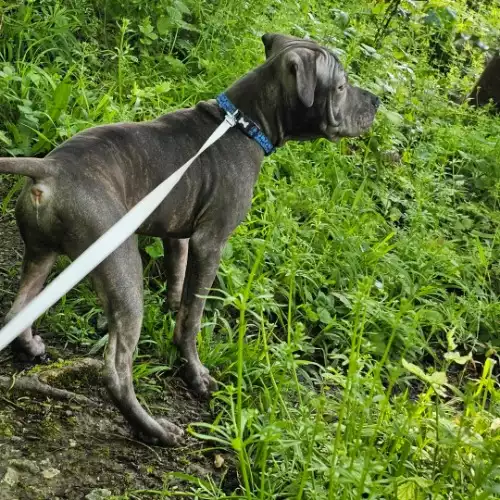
[163,237,189,312]
[173,227,225,398]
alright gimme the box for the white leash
[0,112,237,353]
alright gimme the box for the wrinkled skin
[0,34,378,446]
[260,33,380,141]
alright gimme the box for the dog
[468,54,500,111]
[0,33,379,446]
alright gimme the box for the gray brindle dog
[0,34,379,445]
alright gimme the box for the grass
[1,0,499,498]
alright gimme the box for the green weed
[0,0,499,498]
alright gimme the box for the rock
[214,454,224,469]
[1,467,19,487]
[8,458,40,474]
[42,467,60,479]
[85,489,112,500]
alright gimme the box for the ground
[0,181,234,500]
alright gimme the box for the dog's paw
[156,418,185,446]
[182,363,218,399]
[28,335,46,357]
[12,334,46,360]
[138,418,184,447]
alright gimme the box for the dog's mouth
[351,109,378,135]
[322,83,379,141]
[324,107,377,140]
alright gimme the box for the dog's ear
[262,33,280,58]
[261,33,277,51]
[285,49,317,108]
[262,33,302,58]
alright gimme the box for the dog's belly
[136,219,192,240]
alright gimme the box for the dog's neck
[225,65,287,148]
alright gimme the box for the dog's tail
[0,157,57,180]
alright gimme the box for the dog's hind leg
[4,249,57,358]
[91,236,183,446]
[162,237,189,312]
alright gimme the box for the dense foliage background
[1,0,499,498]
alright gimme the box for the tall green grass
[1,0,499,498]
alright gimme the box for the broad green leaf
[402,358,427,380]
[166,6,183,23]
[382,109,404,126]
[428,371,447,386]
[397,480,417,500]
[51,82,72,121]
[318,308,333,325]
[157,16,171,35]
[444,351,472,365]
[402,359,447,392]
[145,238,164,259]
[174,0,191,14]
[222,242,233,259]
[413,477,433,489]
[164,55,186,75]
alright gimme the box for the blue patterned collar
[216,93,275,155]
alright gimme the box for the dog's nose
[371,94,380,109]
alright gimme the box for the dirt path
[0,180,235,499]
[0,177,22,319]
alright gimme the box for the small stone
[214,454,224,468]
[69,439,77,448]
[42,467,60,479]
[1,467,19,487]
[85,489,112,500]
[9,458,40,474]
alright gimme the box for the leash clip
[224,109,240,127]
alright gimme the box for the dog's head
[261,33,379,141]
